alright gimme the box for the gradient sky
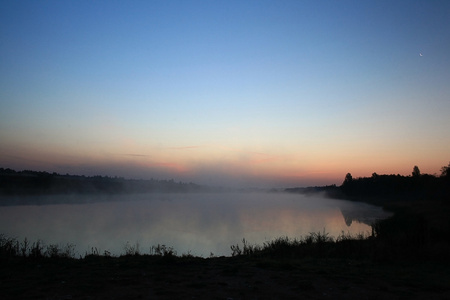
[1,0,449,187]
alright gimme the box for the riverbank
[2,197,450,299]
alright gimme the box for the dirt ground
[2,255,449,299]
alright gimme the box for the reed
[0,235,75,259]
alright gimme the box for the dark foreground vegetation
[1,225,450,299]
[1,163,450,298]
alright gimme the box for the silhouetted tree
[341,173,354,195]
[412,165,421,177]
[440,162,450,178]
[344,173,353,184]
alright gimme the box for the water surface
[0,192,391,257]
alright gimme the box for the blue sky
[1,1,449,187]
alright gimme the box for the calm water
[0,192,391,257]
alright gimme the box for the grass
[0,229,380,261]
[0,234,76,259]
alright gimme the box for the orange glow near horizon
[1,114,448,187]
[1,138,447,188]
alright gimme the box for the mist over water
[0,192,391,257]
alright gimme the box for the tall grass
[0,235,182,260]
[150,244,177,257]
[230,230,371,259]
[0,234,75,258]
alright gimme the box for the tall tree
[412,165,421,177]
[343,173,353,184]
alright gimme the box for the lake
[0,192,391,257]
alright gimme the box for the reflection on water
[0,192,391,257]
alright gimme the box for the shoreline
[2,196,450,298]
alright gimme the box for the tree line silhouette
[285,163,450,202]
[2,162,449,200]
[0,168,203,195]
[339,163,450,202]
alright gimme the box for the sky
[1,0,449,188]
